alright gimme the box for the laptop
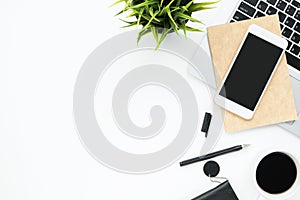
[196,0,300,137]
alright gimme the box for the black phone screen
[219,33,283,111]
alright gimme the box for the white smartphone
[214,24,288,120]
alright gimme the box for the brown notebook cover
[207,15,297,133]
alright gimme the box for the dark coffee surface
[256,152,297,194]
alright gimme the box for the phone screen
[219,33,283,111]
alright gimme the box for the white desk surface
[1,0,300,199]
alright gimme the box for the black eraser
[201,112,212,137]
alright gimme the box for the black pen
[180,144,250,167]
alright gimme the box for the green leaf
[166,0,176,8]
[114,10,125,16]
[160,0,175,14]
[121,22,138,28]
[129,1,157,9]
[140,10,160,32]
[137,28,151,44]
[120,19,138,28]
[185,26,203,32]
[125,0,131,8]
[149,7,161,22]
[140,14,151,22]
[175,12,202,23]
[166,8,178,29]
[110,0,125,7]
[185,0,194,8]
[176,0,182,7]
[150,26,159,43]
[169,19,179,36]
[126,11,138,18]
[189,1,219,12]
[171,7,181,13]
[160,0,164,7]
[180,24,187,37]
[119,19,132,24]
[137,8,145,26]
[155,28,171,50]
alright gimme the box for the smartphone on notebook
[214,24,288,120]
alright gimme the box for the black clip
[201,113,212,138]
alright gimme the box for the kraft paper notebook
[207,15,297,133]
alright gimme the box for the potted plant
[112,0,219,49]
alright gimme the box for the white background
[1,0,300,199]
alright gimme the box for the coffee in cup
[255,151,299,200]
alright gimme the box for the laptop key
[285,5,296,16]
[257,1,268,11]
[287,40,293,50]
[295,22,300,34]
[291,32,300,44]
[278,11,287,22]
[292,0,300,8]
[285,17,296,28]
[233,11,250,21]
[276,0,287,10]
[286,52,300,71]
[280,23,284,29]
[267,6,278,15]
[267,0,278,5]
[291,44,300,55]
[282,27,293,38]
[295,11,300,21]
[239,2,256,17]
[255,11,265,18]
[245,0,259,6]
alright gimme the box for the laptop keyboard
[231,0,300,72]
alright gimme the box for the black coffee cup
[255,151,299,200]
